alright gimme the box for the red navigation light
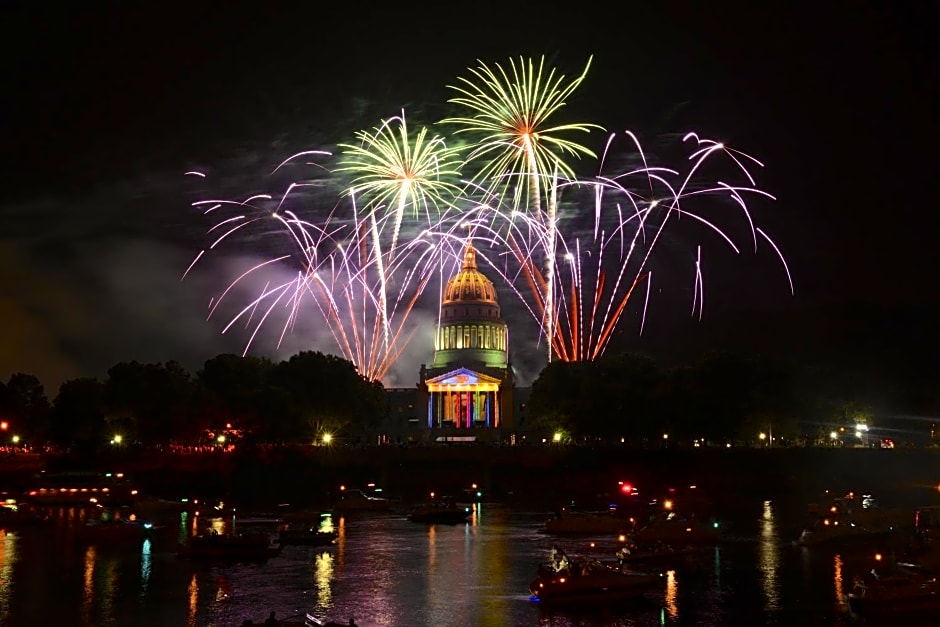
[0,421,7,431]
[620,483,634,495]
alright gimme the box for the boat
[232,512,285,526]
[794,514,894,547]
[540,508,634,535]
[242,612,357,626]
[407,496,471,524]
[614,541,697,567]
[634,511,720,545]
[75,518,155,543]
[0,500,51,528]
[846,570,940,617]
[178,530,281,560]
[332,488,393,513]
[23,470,140,507]
[530,552,663,606]
[307,614,362,626]
[278,526,339,546]
[808,491,912,532]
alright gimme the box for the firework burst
[335,112,464,350]
[456,131,792,362]
[183,148,450,382]
[337,111,463,253]
[185,54,792,382]
[443,55,603,361]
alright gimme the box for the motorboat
[242,612,339,626]
[0,501,51,528]
[243,611,362,626]
[614,541,697,567]
[278,526,338,546]
[540,508,634,535]
[530,555,662,606]
[178,530,281,560]
[808,491,912,532]
[75,518,155,543]
[896,533,940,576]
[634,512,720,545]
[23,470,140,507]
[846,570,940,617]
[795,515,893,547]
[331,488,393,513]
[407,496,471,524]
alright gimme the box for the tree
[105,360,196,445]
[2,373,51,444]
[197,354,275,438]
[49,378,106,450]
[272,351,385,443]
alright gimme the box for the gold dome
[442,243,499,305]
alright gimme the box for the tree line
[0,351,385,452]
[0,349,934,452]
[526,351,935,447]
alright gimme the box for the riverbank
[2,446,937,514]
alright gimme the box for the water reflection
[0,529,17,624]
[140,537,152,595]
[313,551,334,607]
[833,553,844,607]
[0,501,889,626]
[759,500,780,610]
[82,545,95,624]
[663,568,678,621]
[187,573,198,627]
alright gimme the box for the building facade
[417,243,516,439]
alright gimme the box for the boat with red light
[846,570,940,617]
[530,548,662,606]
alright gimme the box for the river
[0,492,917,626]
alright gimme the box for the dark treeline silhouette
[0,349,935,452]
[528,351,937,447]
[0,351,385,453]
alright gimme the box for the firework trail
[183,147,453,382]
[337,111,463,350]
[184,55,793,381]
[455,131,792,362]
[443,55,602,362]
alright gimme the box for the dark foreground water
[0,492,924,627]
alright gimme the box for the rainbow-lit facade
[418,243,515,431]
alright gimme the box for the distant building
[379,241,523,445]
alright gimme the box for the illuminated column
[494,389,500,428]
[463,391,469,428]
[427,391,434,428]
[488,391,493,428]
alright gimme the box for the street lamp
[759,432,767,447]
[855,423,869,447]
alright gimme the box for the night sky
[2,3,937,396]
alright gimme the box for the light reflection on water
[760,499,780,610]
[662,569,678,620]
[0,530,16,623]
[0,500,888,626]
